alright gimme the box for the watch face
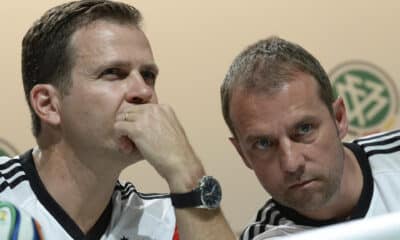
[200,176,222,209]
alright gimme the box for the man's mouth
[288,179,315,189]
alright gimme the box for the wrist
[167,168,205,193]
[170,176,222,209]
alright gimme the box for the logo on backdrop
[0,138,19,157]
[329,61,399,137]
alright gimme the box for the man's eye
[141,70,156,86]
[100,68,127,80]
[254,138,271,150]
[297,123,313,135]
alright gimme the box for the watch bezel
[199,176,222,209]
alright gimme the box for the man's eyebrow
[292,115,318,126]
[94,60,130,71]
[141,63,159,76]
[93,61,159,75]
[245,134,271,144]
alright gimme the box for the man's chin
[281,190,335,214]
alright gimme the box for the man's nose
[125,73,153,104]
[279,138,305,175]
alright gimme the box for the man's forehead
[229,74,326,127]
[232,71,320,98]
[68,20,154,64]
[69,19,143,45]
[65,21,158,73]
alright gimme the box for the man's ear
[229,137,253,170]
[332,97,348,139]
[30,84,61,126]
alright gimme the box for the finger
[116,104,152,122]
[114,121,140,138]
[118,112,129,122]
[116,110,141,122]
[114,121,141,154]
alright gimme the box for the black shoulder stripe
[1,166,24,180]
[0,158,27,192]
[256,200,283,226]
[258,224,266,238]
[257,204,272,224]
[244,222,268,240]
[248,224,256,240]
[120,188,134,200]
[121,184,135,196]
[8,175,27,189]
[115,181,135,195]
[355,130,400,144]
[0,158,21,170]
[118,185,135,200]
[273,212,284,225]
[359,135,400,148]
[135,192,169,200]
[255,199,274,221]
[116,181,169,200]
[366,145,400,157]
[0,175,28,192]
[114,182,123,191]
[255,205,266,222]
[256,200,271,221]
[240,200,282,240]
[264,208,274,225]
[121,189,169,200]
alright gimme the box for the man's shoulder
[0,154,29,197]
[353,129,400,151]
[352,129,400,169]
[352,130,400,216]
[240,200,309,240]
[0,154,20,165]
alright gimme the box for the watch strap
[170,189,202,208]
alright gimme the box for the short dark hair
[22,0,142,137]
[221,36,334,136]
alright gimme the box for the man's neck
[32,144,120,233]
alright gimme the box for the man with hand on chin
[0,1,235,239]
